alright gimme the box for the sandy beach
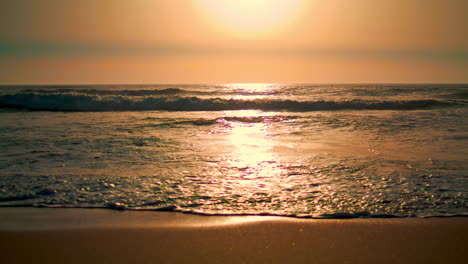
[2,0,468,263]
[0,208,467,264]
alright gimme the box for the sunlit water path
[0,84,466,217]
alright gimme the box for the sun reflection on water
[224,83,280,93]
[222,83,281,100]
[222,116,286,179]
[228,122,273,167]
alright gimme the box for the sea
[0,83,467,218]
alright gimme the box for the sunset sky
[0,0,467,84]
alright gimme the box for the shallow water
[0,84,466,217]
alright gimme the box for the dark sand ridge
[1,208,467,264]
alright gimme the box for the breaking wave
[0,93,462,112]
[23,87,191,96]
[19,87,278,96]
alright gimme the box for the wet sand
[1,208,467,264]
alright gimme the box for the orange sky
[0,0,467,84]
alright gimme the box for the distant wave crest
[0,93,461,112]
[20,87,275,96]
[23,87,189,96]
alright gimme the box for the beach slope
[1,208,467,264]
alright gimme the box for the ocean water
[0,83,467,218]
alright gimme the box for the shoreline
[1,208,467,264]
[1,207,467,230]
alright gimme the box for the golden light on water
[220,83,283,174]
[195,0,307,37]
[218,120,287,199]
[221,83,281,100]
[227,122,274,168]
[224,83,278,92]
[220,111,287,181]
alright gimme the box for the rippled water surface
[0,84,467,217]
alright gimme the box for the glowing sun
[195,0,306,37]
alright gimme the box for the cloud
[1,41,467,63]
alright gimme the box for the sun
[195,0,306,38]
